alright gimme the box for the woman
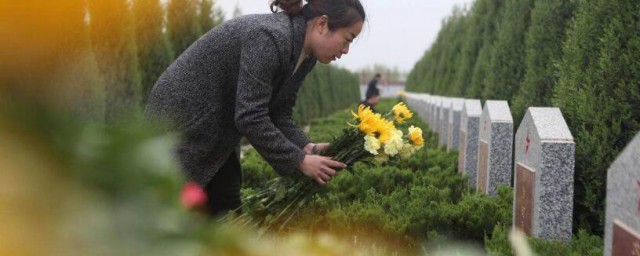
[145,0,366,215]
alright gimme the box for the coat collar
[290,14,308,74]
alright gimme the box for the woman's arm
[234,29,305,175]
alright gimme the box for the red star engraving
[637,180,640,212]
[525,136,531,155]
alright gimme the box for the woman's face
[308,17,364,64]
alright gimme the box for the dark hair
[375,73,381,78]
[270,0,366,31]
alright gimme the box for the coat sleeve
[234,28,305,176]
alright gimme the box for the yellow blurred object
[0,128,69,255]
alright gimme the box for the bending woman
[145,0,366,216]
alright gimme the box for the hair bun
[270,0,304,15]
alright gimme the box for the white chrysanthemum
[363,134,381,155]
[373,153,389,165]
[399,143,414,159]
[383,129,403,156]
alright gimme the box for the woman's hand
[303,142,330,155]
[298,155,346,185]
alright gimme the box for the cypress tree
[511,0,575,124]
[466,0,504,100]
[425,19,452,94]
[432,14,458,95]
[294,65,359,125]
[553,0,640,235]
[198,0,224,33]
[133,0,175,104]
[438,9,467,96]
[89,0,142,122]
[467,40,494,100]
[481,0,534,102]
[454,0,503,97]
[0,1,103,114]
[167,0,202,57]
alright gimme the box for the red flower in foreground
[180,182,207,210]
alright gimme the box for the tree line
[0,0,359,125]
[406,0,640,236]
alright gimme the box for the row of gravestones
[403,93,640,256]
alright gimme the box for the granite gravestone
[420,94,431,122]
[404,93,419,118]
[513,107,574,242]
[439,97,452,147]
[431,96,441,133]
[458,99,482,187]
[447,98,465,152]
[477,100,513,196]
[604,132,640,256]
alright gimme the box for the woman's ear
[314,15,329,34]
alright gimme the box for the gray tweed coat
[145,12,317,186]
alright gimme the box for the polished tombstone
[513,107,574,242]
[447,98,465,152]
[439,97,452,147]
[477,100,513,196]
[458,99,482,187]
[604,132,640,256]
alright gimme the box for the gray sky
[213,0,474,72]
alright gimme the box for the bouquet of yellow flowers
[240,102,424,229]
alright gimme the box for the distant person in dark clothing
[365,73,381,100]
[360,87,380,113]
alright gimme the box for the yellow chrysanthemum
[374,119,396,143]
[352,104,375,121]
[392,102,413,124]
[363,135,381,155]
[358,117,378,135]
[357,113,385,135]
[408,125,424,146]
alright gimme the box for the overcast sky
[213,0,475,72]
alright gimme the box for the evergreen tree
[437,8,467,96]
[424,19,453,94]
[167,0,202,57]
[133,0,175,104]
[293,65,359,124]
[553,0,640,235]
[511,0,575,124]
[198,0,223,33]
[481,0,534,101]
[405,52,429,92]
[466,0,505,100]
[232,4,243,19]
[1,0,103,116]
[89,0,142,122]
[467,39,494,100]
[454,0,503,97]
